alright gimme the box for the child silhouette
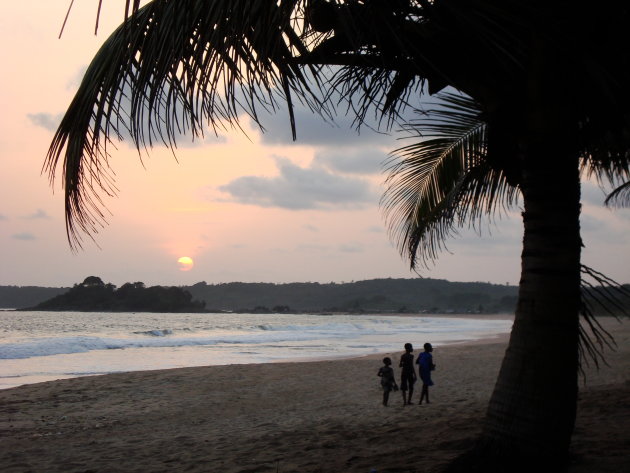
[377,357,398,406]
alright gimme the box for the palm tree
[382,91,630,471]
[47,1,630,470]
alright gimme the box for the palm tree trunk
[488,149,581,454]
[448,139,582,473]
[441,25,585,468]
[448,98,583,471]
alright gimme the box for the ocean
[0,311,513,390]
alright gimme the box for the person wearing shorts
[399,342,417,405]
[417,342,436,404]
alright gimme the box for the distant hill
[0,286,69,309]
[5,277,627,315]
[1,277,517,313]
[185,278,519,314]
[23,277,206,313]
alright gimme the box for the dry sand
[0,317,628,473]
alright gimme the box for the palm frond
[581,148,630,208]
[46,0,319,249]
[604,180,630,207]
[581,146,630,207]
[578,264,630,375]
[324,65,424,131]
[381,92,518,268]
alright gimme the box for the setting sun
[177,256,194,272]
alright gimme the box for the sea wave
[0,328,365,360]
[0,315,513,361]
[133,329,174,337]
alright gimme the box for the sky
[1,1,629,289]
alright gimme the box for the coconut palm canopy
[48,0,630,248]
[48,1,630,471]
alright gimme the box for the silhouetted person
[417,342,435,404]
[377,357,398,406]
[399,342,416,405]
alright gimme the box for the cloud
[217,158,378,210]
[255,105,397,148]
[23,209,51,220]
[296,243,330,252]
[67,66,88,89]
[313,148,387,175]
[0,214,7,221]
[158,132,227,149]
[617,208,630,222]
[33,75,228,149]
[581,213,603,233]
[339,242,364,253]
[28,113,63,132]
[250,80,439,149]
[28,110,227,148]
[581,181,609,206]
[581,213,630,245]
[12,232,36,241]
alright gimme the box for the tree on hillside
[34,278,205,312]
[81,276,105,287]
[46,1,630,471]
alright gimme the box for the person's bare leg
[419,384,428,404]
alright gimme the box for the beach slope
[0,318,628,472]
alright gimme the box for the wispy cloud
[339,242,364,253]
[313,149,387,175]
[581,181,610,206]
[255,106,396,148]
[27,113,63,132]
[31,74,228,149]
[23,209,51,220]
[296,243,330,252]
[12,232,36,241]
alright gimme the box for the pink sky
[1,1,628,288]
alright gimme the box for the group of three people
[377,342,435,407]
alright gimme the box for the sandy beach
[0,317,628,473]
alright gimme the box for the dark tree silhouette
[47,1,630,471]
[33,277,205,312]
[81,276,105,287]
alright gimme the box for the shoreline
[0,313,515,390]
[0,317,627,472]
[2,308,517,316]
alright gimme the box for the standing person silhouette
[377,357,398,406]
[399,343,416,405]
[417,342,435,404]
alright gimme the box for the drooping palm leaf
[48,0,544,250]
[580,132,630,209]
[46,0,322,248]
[47,0,438,249]
[381,92,518,268]
[604,181,630,206]
[578,264,630,374]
